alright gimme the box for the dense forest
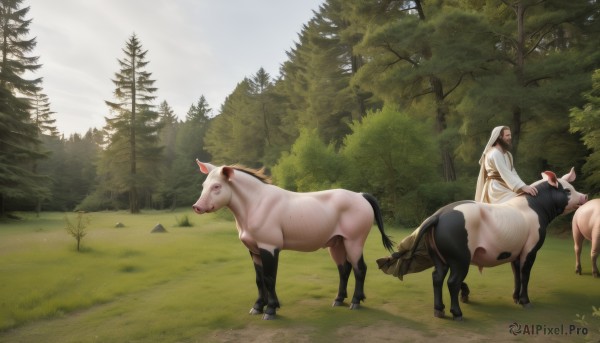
[1,0,599,225]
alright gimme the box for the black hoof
[461,295,469,303]
[453,315,464,321]
[349,303,361,310]
[249,308,262,315]
[262,313,276,320]
[434,309,445,318]
[332,300,345,307]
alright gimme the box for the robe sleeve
[488,149,526,192]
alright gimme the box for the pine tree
[165,96,212,208]
[0,0,48,215]
[204,68,289,167]
[157,100,178,166]
[182,95,211,163]
[248,67,288,165]
[204,79,262,166]
[102,33,162,213]
[156,100,178,209]
[279,0,370,147]
[186,95,211,123]
[30,88,57,214]
[31,89,57,137]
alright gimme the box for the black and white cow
[402,169,587,320]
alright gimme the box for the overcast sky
[26,0,324,136]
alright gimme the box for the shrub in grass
[175,214,193,227]
[64,212,89,252]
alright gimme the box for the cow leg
[350,255,367,309]
[431,254,449,318]
[430,210,470,320]
[334,261,352,306]
[460,282,470,303]
[328,239,352,306]
[591,238,599,278]
[573,225,584,275]
[447,260,469,321]
[258,248,281,320]
[516,251,538,307]
[511,260,522,304]
[344,240,368,310]
[249,251,267,315]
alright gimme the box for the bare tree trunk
[431,76,457,181]
[511,2,526,156]
[130,55,139,214]
[416,0,456,182]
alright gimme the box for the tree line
[1,0,599,225]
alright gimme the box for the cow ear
[561,167,576,183]
[222,166,235,181]
[542,171,559,188]
[196,160,215,175]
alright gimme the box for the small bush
[175,214,193,227]
[64,212,89,252]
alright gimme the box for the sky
[26,0,324,136]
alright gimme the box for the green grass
[0,209,598,342]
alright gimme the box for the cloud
[26,0,322,136]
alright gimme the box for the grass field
[0,209,598,343]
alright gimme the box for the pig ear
[222,166,235,181]
[561,167,576,183]
[196,159,215,174]
[541,171,559,188]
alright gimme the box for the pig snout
[192,204,205,214]
[193,198,215,214]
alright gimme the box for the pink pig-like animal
[572,198,600,277]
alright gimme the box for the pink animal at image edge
[572,198,600,278]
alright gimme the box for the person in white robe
[475,126,537,203]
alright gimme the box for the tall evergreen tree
[248,67,289,165]
[186,95,212,123]
[205,68,289,168]
[183,95,212,164]
[31,88,57,137]
[30,87,57,214]
[278,0,372,147]
[0,0,48,215]
[157,100,178,167]
[204,79,261,166]
[165,96,212,208]
[155,100,179,209]
[101,33,162,213]
[176,95,212,165]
